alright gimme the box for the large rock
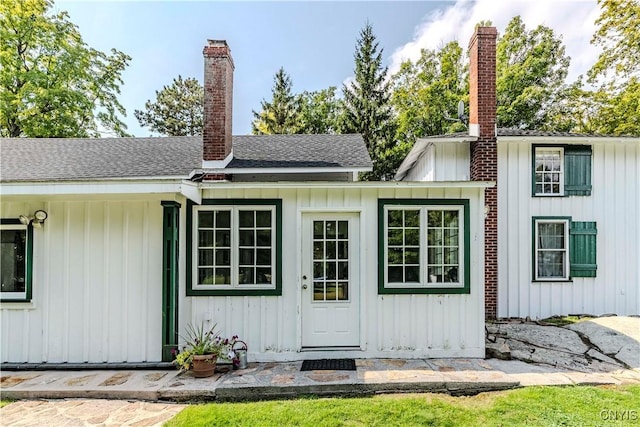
[567,317,640,369]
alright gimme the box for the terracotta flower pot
[191,354,217,378]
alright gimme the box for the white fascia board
[498,136,640,144]
[197,180,495,190]
[199,166,373,174]
[180,180,202,204]
[395,136,476,181]
[201,151,234,169]
[0,179,183,196]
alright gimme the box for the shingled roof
[0,134,372,182]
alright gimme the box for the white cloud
[388,0,602,83]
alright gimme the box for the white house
[1,39,492,365]
[396,29,640,320]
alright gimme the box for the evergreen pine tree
[252,67,302,134]
[342,23,395,180]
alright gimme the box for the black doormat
[301,359,356,371]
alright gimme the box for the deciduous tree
[0,0,131,137]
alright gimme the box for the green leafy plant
[173,323,242,371]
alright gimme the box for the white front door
[301,213,360,348]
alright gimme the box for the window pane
[215,230,230,247]
[238,267,254,284]
[313,221,324,239]
[198,211,214,228]
[443,211,459,227]
[428,248,443,264]
[199,231,214,247]
[405,248,419,264]
[338,241,348,260]
[216,268,231,285]
[327,262,336,280]
[326,241,336,259]
[338,261,348,280]
[538,252,564,278]
[215,249,230,266]
[314,282,325,300]
[239,248,254,265]
[314,262,324,280]
[199,249,214,266]
[404,210,420,227]
[326,221,336,238]
[198,268,214,284]
[256,268,272,284]
[444,248,458,264]
[388,248,403,265]
[388,266,403,282]
[388,210,403,227]
[428,229,442,246]
[444,266,458,282]
[428,267,442,283]
[338,221,348,239]
[239,211,254,227]
[405,266,420,282]
[239,230,254,246]
[256,249,271,265]
[405,228,420,246]
[256,230,271,246]
[326,282,337,300]
[337,282,348,300]
[427,211,442,227]
[1,229,26,293]
[388,229,403,245]
[255,211,271,227]
[314,241,324,260]
[216,211,230,228]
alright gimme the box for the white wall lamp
[19,210,48,228]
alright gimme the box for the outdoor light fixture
[18,210,48,227]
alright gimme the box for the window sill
[379,286,470,295]
[0,301,36,309]
[187,288,281,297]
[532,280,573,284]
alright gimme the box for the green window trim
[1,219,33,303]
[186,199,283,296]
[531,217,597,281]
[161,201,180,361]
[531,145,592,197]
[378,199,471,295]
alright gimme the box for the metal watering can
[232,340,248,369]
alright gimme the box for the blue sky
[58,1,601,136]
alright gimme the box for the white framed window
[534,219,569,280]
[193,205,276,290]
[1,222,32,302]
[534,147,564,196]
[379,200,469,294]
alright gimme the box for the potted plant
[173,323,226,378]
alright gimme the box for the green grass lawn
[165,385,639,427]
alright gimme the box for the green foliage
[166,385,640,426]
[298,87,341,134]
[0,0,131,137]
[134,75,203,136]
[342,23,396,180]
[496,16,570,130]
[589,0,640,81]
[252,67,302,135]
[584,0,640,136]
[390,41,468,169]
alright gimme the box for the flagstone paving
[1,316,638,425]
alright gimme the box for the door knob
[302,284,308,289]
[302,275,307,280]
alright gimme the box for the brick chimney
[468,26,498,319]
[202,40,234,169]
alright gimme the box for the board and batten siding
[404,141,470,182]
[181,185,485,361]
[498,139,640,319]
[1,197,166,363]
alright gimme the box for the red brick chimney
[468,26,498,319]
[202,40,234,168]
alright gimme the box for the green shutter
[161,201,181,362]
[570,221,597,277]
[564,145,592,196]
